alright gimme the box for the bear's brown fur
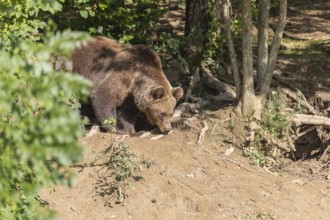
[72,36,183,134]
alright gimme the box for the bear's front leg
[116,97,139,134]
[91,88,118,133]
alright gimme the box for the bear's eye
[160,112,166,119]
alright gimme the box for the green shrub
[261,92,291,139]
[0,0,91,219]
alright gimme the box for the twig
[218,155,253,172]
[320,145,330,161]
[198,120,209,145]
[302,160,330,185]
[176,178,206,198]
[296,126,316,138]
[211,123,219,135]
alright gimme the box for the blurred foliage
[0,0,91,219]
[54,0,167,44]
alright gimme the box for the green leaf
[80,10,88,19]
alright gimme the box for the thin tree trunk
[216,0,241,101]
[256,0,270,90]
[184,0,210,67]
[184,0,191,37]
[241,0,255,117]
[184,0,210,100]
[259,0,287,99]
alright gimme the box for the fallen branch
[206,92,236,103]
[171,100,211,122]
[293,114,330,127]
[200,65,236,100]
[296,125,316,138]
[281,87,319,115]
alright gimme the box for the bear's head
[144,86,183,133]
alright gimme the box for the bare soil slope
[40,1,330,219]
[40,109,330,220]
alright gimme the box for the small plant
[244,211,273,219]
[223,135,236,144]
[94,137,153,204]
[227,118,236,131]
[111,143,135,181]
[293,90,304,113]
[243,146,266,167]
[104,117,117,132]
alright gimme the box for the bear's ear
[151,86,165,100]
[172,87,183,101]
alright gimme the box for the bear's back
[72,37,124,80]
[72,37,170,89]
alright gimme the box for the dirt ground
[40,1,330,219]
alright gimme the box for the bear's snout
[158,120,172,134]
[163,126,172,134]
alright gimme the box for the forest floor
[40,0,330,219]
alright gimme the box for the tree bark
[256,0,270,90]
[241,0,255,117]
[216,0,241,100]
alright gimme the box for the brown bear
[72,36,183,134]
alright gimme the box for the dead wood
[206,93,236,103]
[293,114,330,127]
[171,100,211,122]
[295,125,316,138]
[281,87,319,115]
[200,65,236,99]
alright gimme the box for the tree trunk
[256,0,270,90]
[241,0,255,117]
[184,0,210,68]
[184,0,211,101]
[216,0,241,101]
[255,0,287,118]
[258,0,287,99]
